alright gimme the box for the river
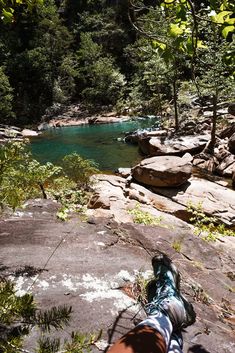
[31,117,159,171]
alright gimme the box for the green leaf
[169,23,184,37]
[197,40,207,49]
[176,5,187,21]
[152,40,167,51]
[2,9,14,22]
[222,25,235,38]
[56,207,69,221]
[212,11,233,24]
[35,305,72,332]
[225,17,235,25]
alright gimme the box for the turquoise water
[30,118,159,171]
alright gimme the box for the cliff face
[0,199,234,352]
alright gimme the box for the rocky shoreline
[2,102,235,187]
[39,105,131,129]
[0,125,40,144]
[44,113,130,129]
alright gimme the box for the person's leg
[107,254,196,353]
[107,322,184,353]
[168,332,183,353]
[107,325,167,353]
[146,254,196,331]
[108,304,173,353]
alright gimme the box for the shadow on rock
[14,265,46,278]
[105,304,143,353]
[188,344,211,353]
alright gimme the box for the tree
[128,0,194,130]
[0,0,44,23]
[62,152,99,189]
[0,0,135,122]
[0,142,63,209]
[128,0,235,139]
[1,0,75,123]
[194,3,235,152]
[76,32,126,107]
[0,141,101,211]
[123,38,169,115]
[0,67,14,123]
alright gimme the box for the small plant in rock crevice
[187,201,235,242]
[132,273,150,307]
[172,240,182,253]
[191,283,212,305]
[128,203,166,227]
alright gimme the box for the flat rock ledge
[138,134,211,156]
[0,126,39,143]
[0,199,234,353]
[88,174,235,228]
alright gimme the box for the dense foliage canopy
[0,0,234,127]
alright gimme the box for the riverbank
[2,101,235,186]
[46,113,130,128]
[39,105,132,130]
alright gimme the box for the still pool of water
[31,118,159,171]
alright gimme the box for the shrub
[62,152,99,189]
[0,142,97,212]
[0,67,14,123]
[0,142,63,210]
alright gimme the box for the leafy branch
[0,278,101,353]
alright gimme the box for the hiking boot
[145,254,180,303]
[152,254,181,292]
[145,254,196,329]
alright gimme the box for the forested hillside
[0,0,234,126]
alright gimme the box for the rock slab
[131,156,192,187]
[153,176,235,227]
[0,200,234,353]
[138,134,210,156]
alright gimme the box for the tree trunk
[173,79,179,131]
[206,91,218,154]
[211,92,217,147]
[39,183,47,199]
